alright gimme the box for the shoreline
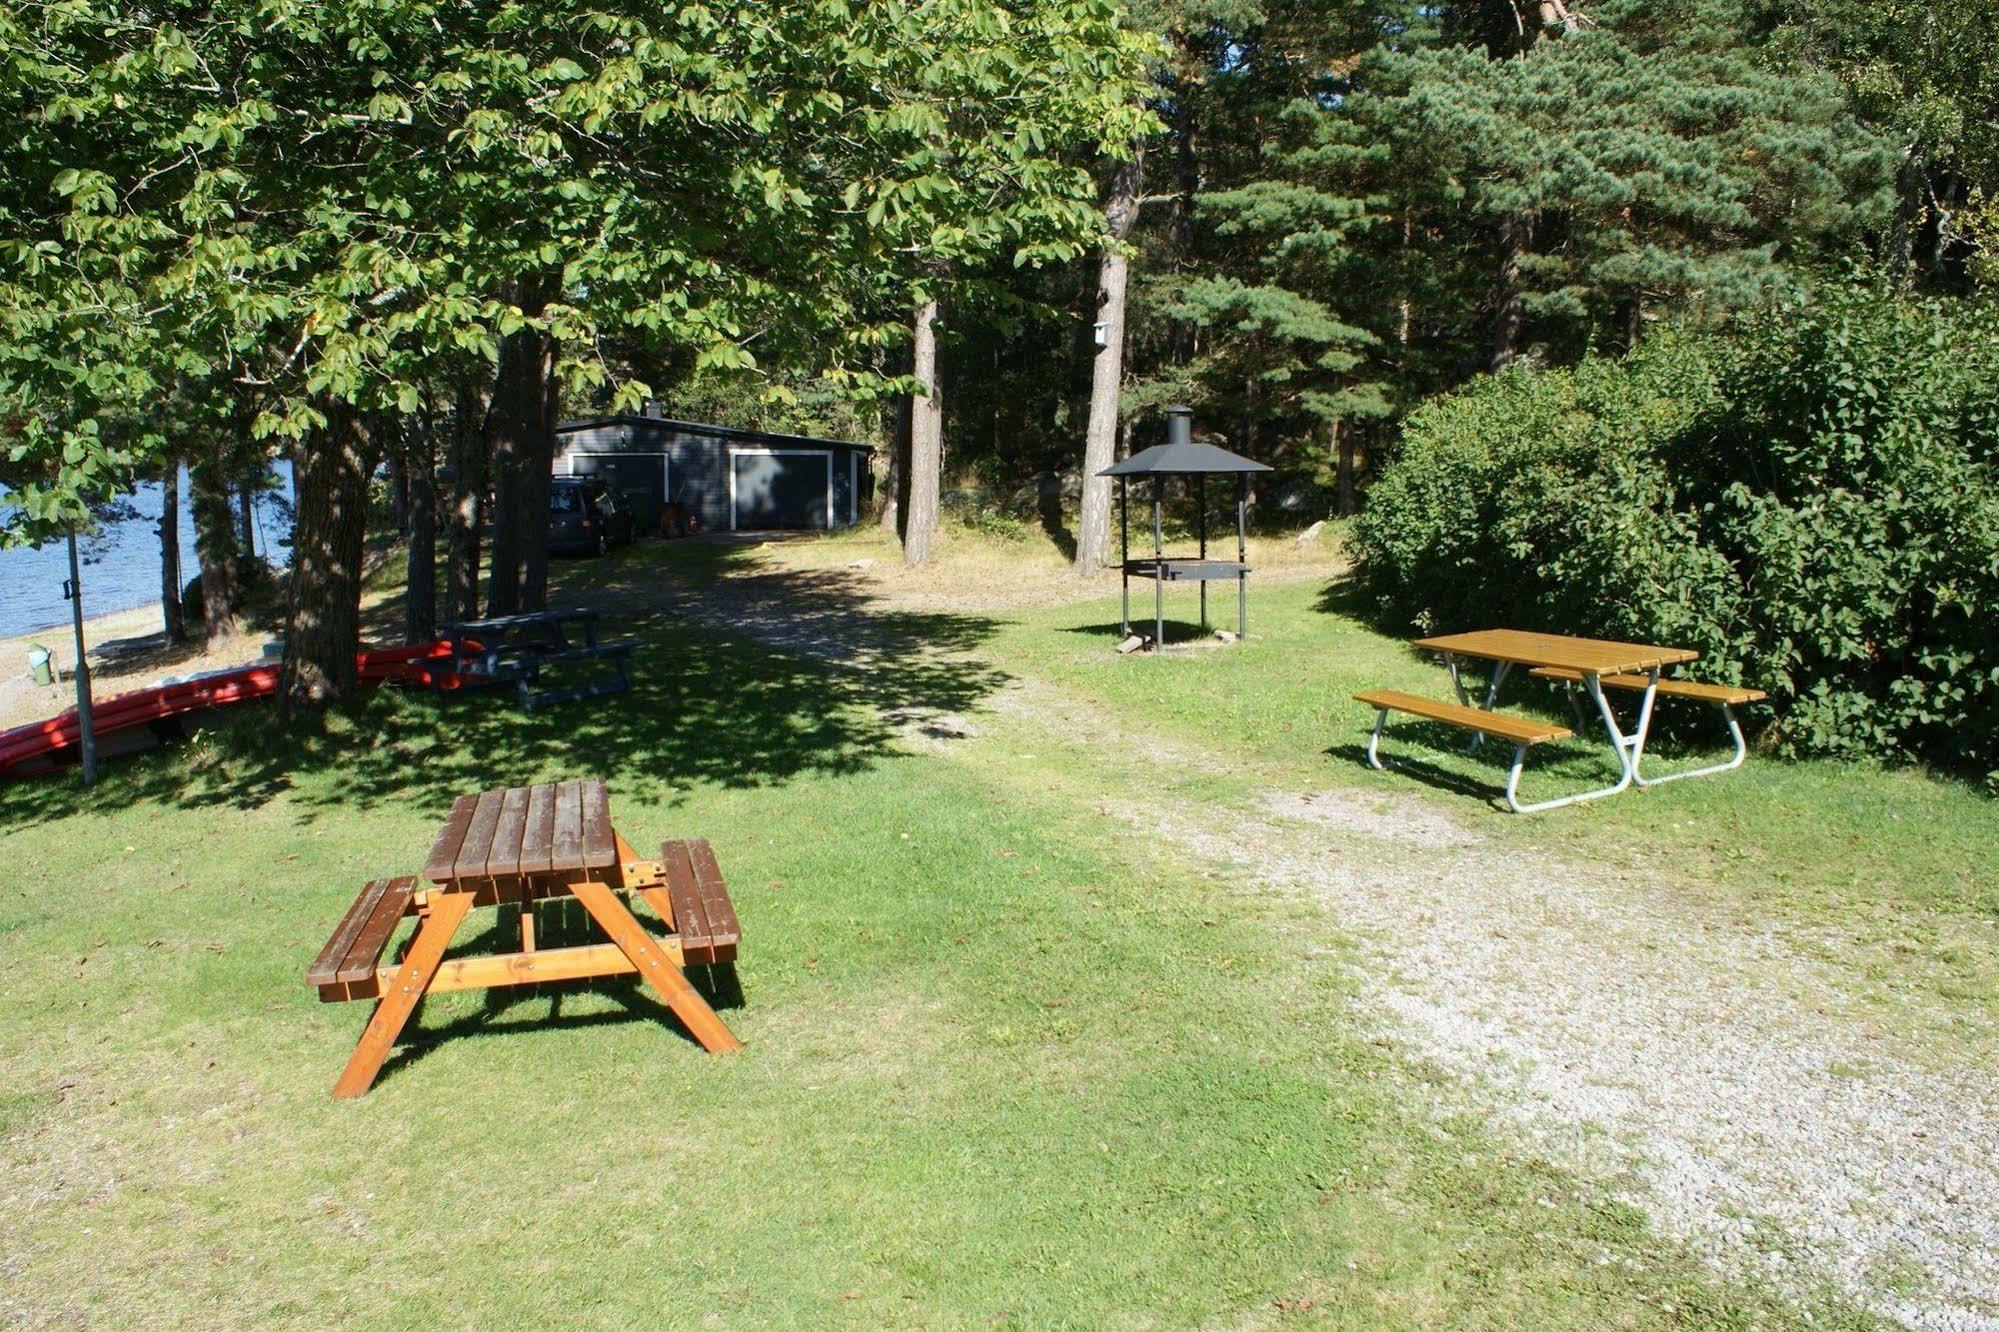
[0,600,278,732]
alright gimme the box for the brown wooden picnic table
[308,777,742,1098]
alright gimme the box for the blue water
[0,464,294,640]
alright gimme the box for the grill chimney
[1165,405,1193,449]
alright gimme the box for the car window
[549,488,581,513]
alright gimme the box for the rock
[1215,629,1239,644]
[847,558,876,570]
[1295,520,1327,544]
[1115,634,1148,655]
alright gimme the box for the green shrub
[1352,285,1999,781]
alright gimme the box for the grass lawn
[977,540,1999,1027]
[6,527,1984,1327]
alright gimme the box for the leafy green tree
[1773,0,1999,285]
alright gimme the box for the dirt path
[642,540,1999,1331]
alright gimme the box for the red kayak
[0,639,479,779]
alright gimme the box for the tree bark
[1075,145,1145,577]
[879,351,911,535]
[444,376,488,623]
[189,448,241,648]
[1335,421,1359,517]
[387,441,410,536]
[239,471,258,561]
[1489,211,1532,372]
[405,415,437,643]
[484,326,542,616]
[158,459,186,644]
[519,338,558,612]
[279,399,378,718]
[901,296,943,566]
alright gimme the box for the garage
[730,449,831,530]
[553,410,870,533]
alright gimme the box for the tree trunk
[158,459,186,644]
[405,416,437,643]
[189,449,241,648]
[239,469,258,561]
[519,338,558,612]
[279,400,378,718]
[1169,83,1197,366]
[1335,420,1359,517]
[484,326,542,616]
[444,376,489,623]
[1489,211,1532,372]
[901,296,943,565]
[1075,145,1145,577]
[879,353,911,535]
[387,442,410,536]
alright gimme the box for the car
[547,478,637,555]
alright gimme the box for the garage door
[731,450,831,530]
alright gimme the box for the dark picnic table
[440,608,632,709]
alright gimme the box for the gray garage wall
[554,417,868,531]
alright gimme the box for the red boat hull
[0,640,477,779]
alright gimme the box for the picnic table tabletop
[1412,628,1697,676]
[424,778,619,884]
[444,607,598,638]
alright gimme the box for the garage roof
[555,414,872,453]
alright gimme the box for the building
[553,410,873,532]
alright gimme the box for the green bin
[27,644,53,687]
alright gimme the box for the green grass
[0,538,1955,1328]
[991,571,1999,1016]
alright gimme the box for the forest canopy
[2,0,1988,716]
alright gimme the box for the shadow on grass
[0,536,1012,829]
[367,903,741,1087]
[1331,718,1641,813]
[1062,616,1215,638]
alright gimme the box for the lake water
[0,464,295,641]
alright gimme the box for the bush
[1352,285,1999,781]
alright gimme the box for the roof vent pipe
[1165,405,1193,449]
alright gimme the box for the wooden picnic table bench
[1527,667,1766,786]
[1354,628,1758,813]
[307,777,741,1098]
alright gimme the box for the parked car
[547,478,637,555]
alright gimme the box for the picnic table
[440,608,633,709]
[1355,629,1760,813]
[307,778,741,1098]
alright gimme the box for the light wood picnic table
[1411,628,1699,811]
[312,777,741,1098]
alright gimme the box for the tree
[1352,1,1896,366]
[834,0,1155,564]
[1774,0,1999,285]
[1075,146,1145,575]
[156,457,186,645]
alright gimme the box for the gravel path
[653,550,1999,1330]
[986,679,1999,1331]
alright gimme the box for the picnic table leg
[1631,695,1750,786]
[1504,668,1660,814]
[330,890,474,1099]
[568,878,742,1055]
[1444,654,1512,748]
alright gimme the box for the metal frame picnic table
[320,778,740,1098]
[1410,629,1698,813]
